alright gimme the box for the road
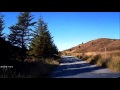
[50,56,120,78]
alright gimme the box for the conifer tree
[8,12,36,61]
[29,17,58,61]
[0,14,5,38]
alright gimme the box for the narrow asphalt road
[50,56,120,78]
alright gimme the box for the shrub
[87,55,101,64]
[107,55,120,73]
[82,55,89,61]
[96,57,110,67]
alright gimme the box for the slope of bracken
[62,38,120,53]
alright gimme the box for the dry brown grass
[86,55,101,64]
[61,38,120,73]
[80,51,120,73]
[62,38,120,55]
[107,55,120,72]
[0,58,61,78]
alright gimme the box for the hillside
[62,38,120,55]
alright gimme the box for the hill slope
[62,38,120,54]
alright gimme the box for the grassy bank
[0,58,61,78]
[79,51,120,73]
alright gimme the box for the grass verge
[0,58,61,78]
[79,52,120,73]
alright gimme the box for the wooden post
[105,46,106,59]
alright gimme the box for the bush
[96,57,110,67]
[85,55,100,64]
[107,56,120,73]
[81,55,90,61]
[79,55,83,59]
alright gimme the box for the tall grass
[86,55,101,64]
[107,56,120,72]
[0,58,61,78]
[79,51,120,73]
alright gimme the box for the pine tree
[0,14,5,38]
[29,17,58,61]
[8,12,36,62]
[8,25,21,46]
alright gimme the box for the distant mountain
[62,38,120,54]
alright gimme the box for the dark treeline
[0,12,60,77]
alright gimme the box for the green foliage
[8,12,36,47]
[8,25,21,46]
[0,14,5,38]
[29,17,58,61]
[8,12,36,61]
[0,13,60,77]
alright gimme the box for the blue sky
[1,12,120,51]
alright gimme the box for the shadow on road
[61,57,82,63]
[50,56,120,78]
[51,62,105,77]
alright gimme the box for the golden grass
[79,51,120,73]
[107,55,120,72]
[45,58,60,65]
[85,55,100,64]
[62,38,120,55]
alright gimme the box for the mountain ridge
[62,38,120,54]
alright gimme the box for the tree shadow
[50,57,119,78]
[51,64,102,77]
[61,57,82,63]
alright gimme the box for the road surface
[50,56,120,78]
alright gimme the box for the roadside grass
[79,51,120,73]
[107,55,120,73]
[86,55,101,64]
[0,58,61,78]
